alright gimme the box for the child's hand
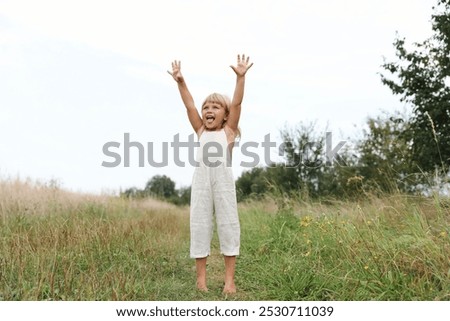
[168,60,184,83]
[230,54,253,77]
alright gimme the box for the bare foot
[197,281,208,292]
[223,283,236,294]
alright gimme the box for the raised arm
[227,54,253,133]
[168,60,203,133]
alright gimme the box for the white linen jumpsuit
[189,128,240,258]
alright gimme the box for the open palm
[168,60,184,83]
[230,54,253,76]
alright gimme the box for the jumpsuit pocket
[215,166,235,192]
[191,167,209,187]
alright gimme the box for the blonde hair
[202,93,241,138]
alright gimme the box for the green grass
[0,180,449,300]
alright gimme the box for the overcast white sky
[0,0,436,194]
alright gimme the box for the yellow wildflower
[300,216,312,227]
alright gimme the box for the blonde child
[168,54,253,293]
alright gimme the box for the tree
[380,0,450,173]
[236,122,356,200]
[144,175,176,199]
[355,112,421,193]
[279,122,335,198]
[169,186,191,206]
[122,187,140,198]
[235,167,269,201]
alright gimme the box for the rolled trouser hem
[220,251,240,256]
[190,253,210,259]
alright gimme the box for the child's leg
[196,257,208,291]
[212,167,240,293]
[223,255,236,294]
[190,167,213,290]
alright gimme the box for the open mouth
[205,115,215,123]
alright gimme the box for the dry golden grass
[0,178,183,218]
[0,178,193,300]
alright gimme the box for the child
[168,54,253,293]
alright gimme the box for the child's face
[202,102,227,131]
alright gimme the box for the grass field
[0,179,449,300]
